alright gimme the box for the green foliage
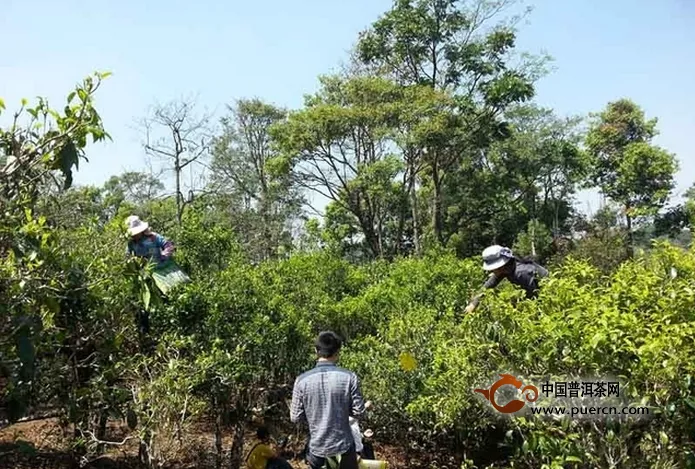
[341,244,695,467]
[4,179,695,468]
[0,75,123,434]
[552,204,630,274]
[585,99,678,242]
[103,171,165,208]
[513,219,554,263]
[174,205,246,276]
[273,75,432,258]
[1,9,692,469]
[210,99,302,261]
[357,0,536,91]
[0,72,111,206]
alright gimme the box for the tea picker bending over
[125,215,174,265]
[125,215,189,295]
[125,215,190,338]
[465,245,548,314]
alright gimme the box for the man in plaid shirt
[291,331,365,469]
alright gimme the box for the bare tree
[210,99,303,260]
[140,98,212,225]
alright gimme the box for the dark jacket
[483,258,548,299]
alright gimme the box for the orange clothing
[247,443,275,469]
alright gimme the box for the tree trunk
[259,150,274,259]
[175,159,183,226]
[214,402,223,469]
[376,206,384,258]
[96,411,108,455]
[354,201,381,259]
[228,419,244,469]
[394,200,406,257]
[431,159,443,245]
[260,196,273,260]
[139,429,153,468]
[531,220,537,259]
[363,225,381,259]
[625,208,634,258]
[409,164,421,256]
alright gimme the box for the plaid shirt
[291,361,365,458]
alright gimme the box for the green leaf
[685,397,695,412]
[54,140,79,190]
[15,440,37,456]
[659,431,669,445]
[142,284,151,310]
[565,456,582,463]
[0,98,5,110]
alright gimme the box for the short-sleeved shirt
[484,260,548,299]
[290,361,365,458]
[246,443,274,469]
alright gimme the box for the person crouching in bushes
[465,245,548,314]
[125,215,176,336]
[246,426,293,469]
[125,215,175,266]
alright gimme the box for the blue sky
[2,0,693,215]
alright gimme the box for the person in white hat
[125,215,175,265]
[464,245,548,314]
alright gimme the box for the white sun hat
[125,215,149,236]
[482,245,513,271]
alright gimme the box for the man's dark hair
[315,331,342,358]
[257,426,270,440]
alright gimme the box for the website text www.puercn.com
[530,405,649,417]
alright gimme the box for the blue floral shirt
[127,232,174,265]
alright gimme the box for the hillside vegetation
[2,1,695,468]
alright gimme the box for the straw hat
[482,245,513,271]
[125,215,149,236]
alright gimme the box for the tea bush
[5,202,695,468]
[340,243,695,468]
[2,76,694,469]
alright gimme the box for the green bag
[325,455,341,469]
[151,259,190,294]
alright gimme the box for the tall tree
[141,99,211,226]
[478,105,586,255]
[102,171,165,210]
[273,75,448,259]
[356,0,537,246]
[585,99,678,253]
[210,99,302,260]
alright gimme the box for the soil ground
[0,418,446,469]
